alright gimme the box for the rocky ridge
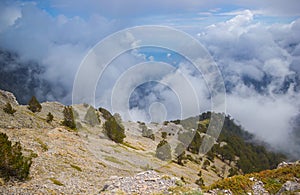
[1,89,300,194]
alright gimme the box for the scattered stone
[277,181,300,194]
[208,188,233,195]
[277,161,300,168]
[251,180,269,195]
[102,170,179,194]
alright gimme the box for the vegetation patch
[0,132,32,181]
[28,96,42,112]
[104,112,126,143]
[46,112,54,123]
[207,164,300,194]
[50,178,64,186]
[180,112,286,174]
[97,161,107,167]
[122,142,141,150]
[168,186,203,195]
[62,106,77,130]
[3,102,16,115]
[35,138,48,151]
[104,155,124,165]
[70,164,82,172]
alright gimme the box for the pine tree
[175,143,186,165]
[188,131,202,154]
[104,116,126,143]
[28,96,42,112]
[46,112,54,123]
[0,132,32,181]
[62,106,76,130]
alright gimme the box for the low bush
[0,132,32,181]
[3,102,16,115]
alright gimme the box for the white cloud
[0,2,21,32]
[48,0,300,17]
[1,2,300,157]
[0,2,122,104]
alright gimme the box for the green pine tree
[104,116,126,143]
[62,106,76,130]
[46,112,54,123]
[28,96,42,112]
[0,132,32,181]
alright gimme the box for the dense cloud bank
[0,2,299,157]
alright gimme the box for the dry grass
[206,164,300,194]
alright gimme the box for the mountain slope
[0,89,296,194]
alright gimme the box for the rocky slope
[0,89,299,194]
[0,90,226,194]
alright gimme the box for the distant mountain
[176,112,286,174]
[0,49,67,104]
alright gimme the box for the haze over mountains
[1,1,300,159]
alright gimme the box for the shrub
[195,177,204,187]
[36,138,48,151]
[99,107,112,120]
[3,102,16,115]
[155,139,172,161]
[46,112,54,123]
[188,131,202,154]
[163,121,169,125]
[206,150,215,162]
[27,96,42,112]
[50,178,64,186]
[175,143,186,165]
[62,106,76,130]
[161,132,167,139]
[202,159,210,170]
[104,116,126,143]
[218,145,235,164]
[228,167,239,177]
[70,164,82,172]
[170,119,181,124]
[0,132,32,181]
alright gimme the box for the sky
[1,0,300,157]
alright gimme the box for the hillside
[206,161,300,194]
[0,89,298,194]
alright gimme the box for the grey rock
[277,181,300,194]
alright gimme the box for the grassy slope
[206,164,300,194]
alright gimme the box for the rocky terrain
[0,89,300,194]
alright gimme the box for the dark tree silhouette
[28,96,42,112]
[62,106,76,130]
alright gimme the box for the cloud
[0,1,123,103]
[0,2,300,157]
[48,0,300,18]
[197,10,300,157]
[0,1,21,32]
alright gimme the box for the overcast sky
[1,0,300,157]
